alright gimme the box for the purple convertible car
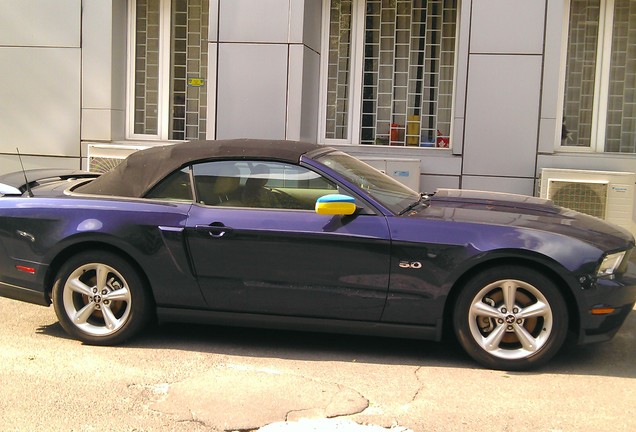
[0,139,634,370]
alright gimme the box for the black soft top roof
[76,139,327,197]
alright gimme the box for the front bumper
[577,264,636,345]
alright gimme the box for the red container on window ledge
[390,123,400,146]
[436,130,449,148]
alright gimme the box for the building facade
[1,0,635,231]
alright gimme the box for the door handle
[195,223,233,238]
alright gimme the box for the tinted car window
[192,160,337,209]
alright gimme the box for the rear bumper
[0,281,49,306]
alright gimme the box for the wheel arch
[442,254,581,341]
[44,241,154,306]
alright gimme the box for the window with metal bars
[562,0,636,153]
[130,0,209,140]
[323,0,458,147]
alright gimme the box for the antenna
[16,148,34,197]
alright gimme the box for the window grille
[131,0,209,140]
[170,0,209,140]
[563,0,636,153]
[563,0,600,148]
[362,0,457,147]
[133,0,160,135]
[605,0,636,153]
[325,0,353,140]
[324,0,457,147]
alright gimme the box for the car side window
[192,160,338,210]
[145,167,193,201]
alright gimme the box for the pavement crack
[285,408,306,422]
[326,383,370,417]
[282,381,369,422]
[410,366,424,403]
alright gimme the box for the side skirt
[0,282,50,306]
[157,307,442,341]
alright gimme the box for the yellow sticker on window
[187,78,205,87]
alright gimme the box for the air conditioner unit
[86,144,149,173]
[539,168,635,231]
[360,157,421,192]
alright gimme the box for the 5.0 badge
[399,261,422,269]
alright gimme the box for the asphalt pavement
[0,297,634,431]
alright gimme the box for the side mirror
[315,194,356,216]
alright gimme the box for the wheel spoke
[518,300,549,319]
[472,301,503,319]
[67,277,94,297]
[103,287,130,303]
[95,264,109,291]
[73,302,97,324]
[513,323,539,352]
[101,305,120,331]
[483,324,507,352]
[502,281,517,312]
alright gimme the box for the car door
[184,160,391,321]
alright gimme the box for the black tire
[453,265,568,371]
[52,251,153,345]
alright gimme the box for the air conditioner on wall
[86,144,149,173]
[539,168,636,232]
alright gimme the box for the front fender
[382,218,602,329]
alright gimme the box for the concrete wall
[336,0,550,197]
[81,0,128,144]
[209,0,322,142]
[460,0,546,196]
[0,0,634,230]
[331,0,635,232]
[0,0,81,171]
[333,0,634,231]
[0,0,127,170]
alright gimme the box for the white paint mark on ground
[257,418,413,432]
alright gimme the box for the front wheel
[453,266,568,370]
[52,251,152,345]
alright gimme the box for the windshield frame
[308,150,421,215]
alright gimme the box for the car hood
[412,188,635,250]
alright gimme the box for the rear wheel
[52,251,152,345]
[453,266,568,370]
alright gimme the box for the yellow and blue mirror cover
[315,194,356,215]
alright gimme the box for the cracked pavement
[1,297,635,431]
[150,364,369,430]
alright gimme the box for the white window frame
[557,0,617,153]
[126,0,174,141]
[318,0,459,149]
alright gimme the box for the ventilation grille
[89,157,125,174]
[540,168,636,234]
[86,144,149,173]
[548,180,608,219]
